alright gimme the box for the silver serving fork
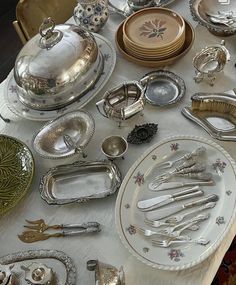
[152,237,210,247]
[145,202,215,227]
[135,214,210,238]
[145,212,210,231]
[156,147,206,169]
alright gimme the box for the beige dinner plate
[123,7,185,50]
[123,33,185,54]
[116,19,194,67]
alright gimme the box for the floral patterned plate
[115,135,236,270]
[4,34,116,121]
[0,135,34,216]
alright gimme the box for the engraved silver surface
[140,70,186,106]
[193,41,230,86]
[189,0,236,36]
[0,250,76,285]
[96,81,145,123]
[182,91,236,141]
[39,160,122,205]
[14,18,104,111]
[33,110,95,159]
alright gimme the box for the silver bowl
[33,110,95,159]
[190,0,236,36]
[14,18,104,111]
[101,136,128,160]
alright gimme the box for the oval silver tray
[0,249,76,285]
[39,161,122,205]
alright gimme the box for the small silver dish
[190,0,236,36]
[101,136,128,160]
[96,81,145,127]
[39,160,122,205]
[193,40,230,86]
[87,260,125,285]
[140,70,186,106]
[33,110,95,159]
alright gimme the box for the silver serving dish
[87,260,125,285]
[190,0,236,36]
[193,41,230,86]
[0,250,76,285]
[182,90,236,141]
[14,17,104,111]
[140,70,186,106]
[39,160,122,205]
[33,110,95,159]
[96,81,145,126]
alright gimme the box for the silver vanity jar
[14,17,104,111]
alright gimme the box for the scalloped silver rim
[189,0,236,34]
[32,109,95,160]
[115,134,236,271]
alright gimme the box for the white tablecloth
[1,1,236,284]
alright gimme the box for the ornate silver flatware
[0,250,76,285]
[87,260,125,285]
[0,265,18,285]
[127,123,158,144]
[18,222,100,243]
[39,160,122,205]
[140,70,186,106]
[33,110,95,159]
[182,91,236,141]
[193,41,230,86]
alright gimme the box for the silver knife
[145,194,219,221]
[149,180,215,191]
[137,186,201,211]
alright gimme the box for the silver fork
[156,147,206,169]
[145,214,210,232]
[152,237,210,247]
[135,220,201,238]
[164,202,216,224]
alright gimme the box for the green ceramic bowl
[0,135,34,216]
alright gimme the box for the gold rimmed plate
[0,135,34,216]
[123,7,185,50]
[116,19,194,67]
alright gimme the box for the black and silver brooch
[127,123,158,144]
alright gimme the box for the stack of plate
[121,7,187,61]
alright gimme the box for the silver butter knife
[145,194,219,221]
[137,186,202,211]
[149,180,215,191]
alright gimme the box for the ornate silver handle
[184,194,219,209]
[174,190,204,201]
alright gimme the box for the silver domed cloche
[14,17,104,111]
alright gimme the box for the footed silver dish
[39,160,122,205]
[193,41,230,86]
[33,110,95,159]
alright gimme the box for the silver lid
[14,18,102,111]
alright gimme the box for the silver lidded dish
[33,110,95,159]
[14,17,104,111]
[39,160,122,205]
[189,0,236,36]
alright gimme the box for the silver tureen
[14,17,104,111]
